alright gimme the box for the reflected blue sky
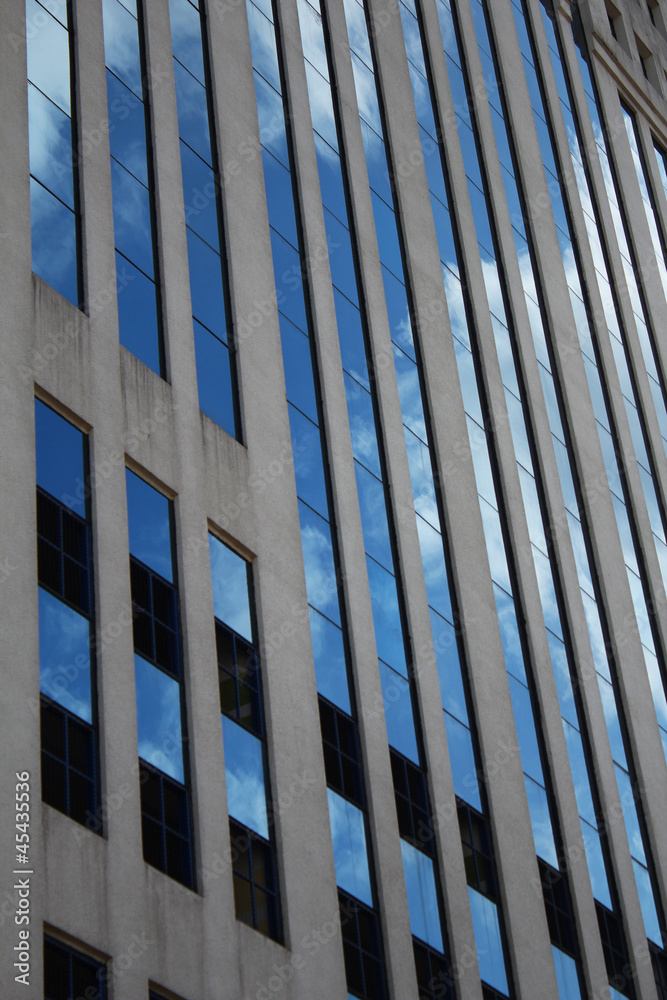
[327,789,373,906]
[468,887,508,994]
[309,608,351,713]
[552,945,583,1000]
[126,470,174,581]
[298,501,341,626]
[366,557,407,676]
[135,653,184,782]
[35,399,85,509]
[103,0,162,374]
[103,0,142,93]
[209,535,253,641]
[39,587,92,722]
[400,840,443,951]
[26,0,70,113]
[30,179,78,306]
[579,819,612,908]
[379,661,418,762]
[524,775,557,868]
[28,83,73,208]
[223,715,269,838]
[445,711,481,810]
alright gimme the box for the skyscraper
[2,0,667,996]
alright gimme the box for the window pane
[327,788,373,906]
[445,712,481,810]
[134,654,184,782]
[309,608,351,712]
[26,0,71,113]
[172,60,211,162]
[115,252,161,373]
[355,462,392,571]
[126,470,174,581]
[110,159,154,278]
[106,71,148,186]
[366,557,407,677]
[468,887,509,994]
[524,775,558,868]
[552,945,583,1000]
[194,322,236,436]
[180,141,219,248]
[290,405,329,517]
[35,400,85,511]
[39,588,92,722]
[28,83,74,208]
[298,501,341,625]
[222,715,269,838]
[379,661,418,763]
[209,535,253,640]
[30,179,78,307]
[169,0,206,83]
[102,0,143,96]
[401,840,444,952]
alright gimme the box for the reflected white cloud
[223,716,269,838]
[26,0,71,114]
[39,588,92,722]
[103,0,142,95]
[209,535,253,641]
[327,789,373,906]
[135,654,184,783]
[401,840,443,951]
[299,505,340,622]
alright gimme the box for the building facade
[2,0,667,997]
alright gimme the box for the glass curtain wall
[245,0,389,994]
[26,0,81,306]
[534,6,667,766]
[447,0,646,991]
[509,0,666,954]
[623,108,667,306]
[294,0,460,993]
[333,0,513,992]
[103,0,164,376]
[397,0,591,993]
[168,0,240,437]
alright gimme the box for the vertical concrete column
[0,0,45,996]
[485,3,661,997]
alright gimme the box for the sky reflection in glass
[39,588,92,722]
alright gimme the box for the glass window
[209,535,253,641]
[552,946,583,1000]
[401,840,444,951]
[298,500,341,625]
[134,654,184,782]
[36,401,99,829]
[327,788,373,905]
[290,405,329,518]
[309,608,351,713]
[44,937,106,1000]
[26,0,80,306]
[126,470,174,581]
[366,557,407,677]
[222,715,269,839]
[39,589,92,722]
[445,712,481,810]
[379,661,418,762]
[35,401,86,511]
[468,888,509,994]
